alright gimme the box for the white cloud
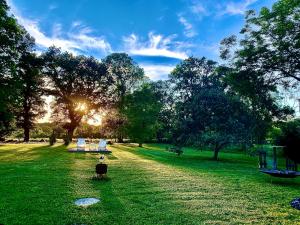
[178,15,197,38]
[190,2,206,14]
[221,0,258,16]
[123,32,188,59]
[7,0,111,54]
[52,23,62,38]
[71,21,82,28]
[141,64,175,80]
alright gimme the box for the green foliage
[223,0,300,86]
[219,0,299,141]
[74,122,104,138]
[122,84,162,146]
[42,47,110,144]
[267,126,283,144]
[16,53,45,141]
[102,53,144,104]
[170,57,218,102]
[169,57,256,159]
[101,110,127,141]
[102,53,144,142]
[9,128,24,141]
[151,80,176,142]
[225,69,293,142]
[276,119,300,163]
[30,123,53,138]
[0,0,36,137]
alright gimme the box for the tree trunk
[213,149,219,160]
[64,108,81,145]
[65,128,75,145]
[117,135,123,143]
[138,143,143,147]
[23,104,30,142]
[24,127,30,142]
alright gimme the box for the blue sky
[8,0,276,80]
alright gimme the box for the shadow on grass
[90,178,125,215]
[123,143,256,165]
[0,143,67,161]
[0,144,79,225]
[114,143,300,189]
[86,148,204,225]
[265,178,300,187]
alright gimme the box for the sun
[75,102,88,112]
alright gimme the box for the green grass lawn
[0,143,299,225]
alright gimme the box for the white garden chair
[98,139,107,151]
[77,138,86,151]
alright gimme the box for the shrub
[267,126,282,144]
[276,119,300,163]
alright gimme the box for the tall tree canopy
[151,80,176,142]
[16,53,45,142]
[170,57,218,102]
[42,47,110,144]
[0,0,40,138]
[102,53,144,142]
[170,57,256,159]
[122,84,162,147]
[221,0,300,87]
[219,0,298,141]
[102,53,144,104]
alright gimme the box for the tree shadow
[85,148,204,225]
[264,178,300,187]
[115,143,300,189]
[0,143,68,163]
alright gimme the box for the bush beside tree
[276,119,300,163]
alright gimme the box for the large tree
[16,53,45,142]
[42,47,111,145]
[276,119,300,163]
[151,80,176,142]
[102,53,144,142]
[101,109,127,141]
[170,57,256,159]
[188,88,255,160]
[221,0,300,87]
[122,84,162,147]
[219,0,298,141]
[0,0,34,138]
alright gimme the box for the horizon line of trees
[1,0,300,160]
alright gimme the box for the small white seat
[98,139,107,151]
[77,138,86,151]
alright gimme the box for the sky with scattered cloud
[7,0,276,80]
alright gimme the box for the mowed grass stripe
[110,145,263,224]
[71,145,203,225]
[0,144,300,225]
[114,144,300,224]
[0,144,78,225]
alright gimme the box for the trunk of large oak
[23,104,30,142]
[64,127,76,145]
[64,107,82,145]
[213,149,219,160]
[24,127,30,142]
[212,141,228,160]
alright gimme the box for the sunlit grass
[0,143,299,224]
